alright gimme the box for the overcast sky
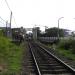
[0,0,75,31]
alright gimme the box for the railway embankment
[0,35,24,74]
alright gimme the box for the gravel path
[21,41,36,75]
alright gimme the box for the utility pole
[58,17,64,39]
[9,11,12,38]
[6,21,8,37]
[10,11,12,28]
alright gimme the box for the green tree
[45,27,64,37]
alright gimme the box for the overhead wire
[0,20,6,25]
[0,16,6,22]
[0,16,6,27]
[0,0,6,26]
[4,0,18,28]
[4,0,11,11]
[12,15,18,28]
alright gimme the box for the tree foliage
[45,27,64,37]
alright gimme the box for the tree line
[37,27,69,37]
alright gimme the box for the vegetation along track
[28,41,75,75]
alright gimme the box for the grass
[47,40,75,61]
[55,48,75,60]
[55,39,75,61]
[0,36,24,74]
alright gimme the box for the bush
[57,39,75,53]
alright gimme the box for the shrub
[57,39,75,53]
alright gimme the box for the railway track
[28,41,75,75]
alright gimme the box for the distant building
[63,29,72,37]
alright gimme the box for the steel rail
[37,43,75,74]
[29,43,42,75]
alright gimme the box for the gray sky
[0,0,75,31]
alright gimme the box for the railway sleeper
[39,66,66,69]
[41,69,72,74]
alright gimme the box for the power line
[0,16,6,26]
[0,20,6,25]
[4,0,18,28]
[12,15,18,27]
[0,16,6,22]
[0,17,6,27]
[4,0,11,11]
